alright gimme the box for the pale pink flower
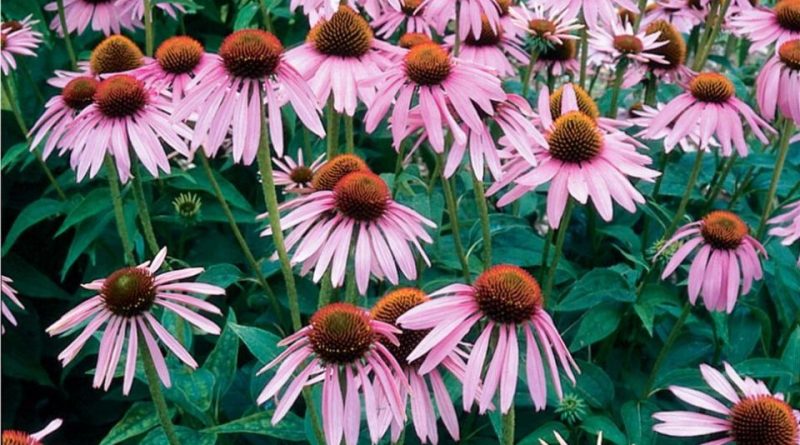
[30,76,99,160]
[644,72,774,157]
[632,103,719,152]
[624,19,694,88]
[2,276,25,334]
[291,0,400,24]
[273,150,326,193]
[421,0,504,41]
[657,211,766,313]
[286,6,402,116]
[257,302,406,445]
[117,0,186,22]
[64,74,191,182]
[46,247,224,395]
[45,0,137,36]
[729,0,800,52]
[133,36,213,107]
[641,0,708,33]
[654,363,800,444]
[588,18,668,66]
[1,418,63,445]
[510,3,582,46]
[769,200,800,266]
[542,0,640,29]
[1,16,42,75]
[445,15,529,77]
[46,34,146,89]
[397,265,580,414]
[173,29,325,162]
[756,39,800,124]
[364,42,505,153]
[535,39,581,76]
[370,0,443,37]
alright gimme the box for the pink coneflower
[653,363,800,444]
[286,6,401,116]
[543,0,640,29]
[371,0,443,37]
[445,15,529,77]
[273,150,326,193]
[44,0,136,36]
[30,76,99,160]
[631,103,717,152]
[173,29,324,162]
[540,431,603,445]
[624,20,694,87]
[397,265,580,414]
[371,288,469,444]
[536,38,581,76]
[134,36,212,106]
[756,39,800,123]
[490,84,660,227]
[257,302,406,445]
[644,72,774,157]
[364,42,505,153]
[1,16,42,75]
[1,419,63,445]
[421,0,503,40]
[47,34,146,89]
[65,74,190,182]
[729,0,800,52]
[46,247,224,395]
[261,156,436,294]
[642,0,708,33]
[117,0,186,22]
[589,18,668,66]
[2,276,25,334]
[510,3,582,46]
[769,200,800,266]
[657,211,766,313]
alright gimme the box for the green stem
[143,0,154,56]
[543,199,574,299]
[105,155,136,266]
[55,0,78,70]
[141,338,182,445]
[578,14,589,89]
[539,228,553,282]
[757,119,795,238]
[703,153,737,210]
[318,270,334,308]
[607,59,629,118]
[441,165,471,283]
[130,159,161,257]
[642,302,691,398]
[472,175,492,270]
[325,98,340,159]
[501,407,515,445]
[692,0,731,71]
[663,150,705,238]
[257,0,274,32]
[644,72,657,106]
[343,114,355,154]
[392,142,405,197]
[453,0,462,56]
[520,47,540,97]
[632,0,648,31]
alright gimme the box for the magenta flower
[2,276,25,334]
[134,36,213,107]
[257,302,406,445]
[364,42,505,153]
[397,265,580,414]
[445,15,529,77]
[654,363,800,444]
[45,0,136,36]
[644,72,774,157]
[588,18,668,66]
[371,288,468,444]
[371,0,443,37]
[260,157,435,294]
[769,200,800,266]
[273,150,326,193]
[756,39,800,124]
[641,0,707,33]
[173,29,324,162]
[421,0,504,41]
[1,419,62,445]
[46,247,224,395]
[624,19,694,87]
[117,0,186,22]
[729,0,800,52]
[1,16,42,75]
[30,76,99,160]
[286,6,401,116]
[543,0,639,29]
[510,3,582,46]
[632,103,717,153]
[657,211,766,313]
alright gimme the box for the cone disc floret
[779,39,800,70]
[372,287,429,367]
[701,211,748,250]
[101,267,157,316]
[2,431,40,445]
[219,29,284,78]
[547,111,603,163]
[90,35,144,75]
[399,32,433,49]
[156,36,204,74]
[690,73,735,103]
[308,303,374,364]
[311,154,369,190]
[730,396,799,445]
[95,75,148,118]
[613,35,644,54]
[540,39,577,62]
[645,20,685,70]
[63,76,99,110]
[333,171,390,221]
[776,0,800,32]
[550,84,599,119]
[473,265,542,324]
[404,43,452,86]
[308,7,373,57]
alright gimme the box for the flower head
[1,419,62,445]
[589,18,668,66]
[135,36,212,106]
[624,19,693,87]
[421,0,504,41]
[273,150,326,193]
[30,76,99,160]
[642,0,707,33]
[542,0,640,29]
[371,0,443,38]
[510,3,582,49]
[1,16,42,75]
[46,247,225,394]
[446,15,530,77]
[2,276,25,334]
[729,0,800,52]
[47,35,146,89]
[173,192,202,221]
[44,0,137,36]
[757,39,800,123]
[769,200,800,266]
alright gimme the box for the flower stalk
[55,0,77,70]
[141,338,182,445]
[104,155,136,266]
[543,198,574,298]
[143,0,154,56]
[663,149,705,238]
[757,118,795,238]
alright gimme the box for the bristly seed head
[94,75,148,118]
[547,111,603,164]
[372,287,430,367]
[401,0,424,15]
[645,20,685,70]
[528,19,556,37]
[308,303,375,364]
[101,267,157,317]
[775,0,800,32]
[156,36,204,74]
[539,39,577,62]
[311,154,370,190]
[1,21,23,34]
[730,396,799,445]
[219,29,284,79]
[404,43,452,85]
[2,430,41,445]
[613,35,644,54]
[308,6,373,58]
[701,210,748,250]
[689,72,735,103]
[550,84,600,120]
[465,16,502,46]
[399,32,433,49]
[333,171,390,221]
[289,165,315,184]
[497,0,512,16]
[779,39,800,70]
[62,76,99,111]
[473,265,542,324]
[90,35,144,75]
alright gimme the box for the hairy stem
[472,174,492,270]
[642,302,691,398]
[757,119,795,238]
[105,155,136,266]
[441,163,471,283]
[663,150,705,238]
[141,338,182,445]
[543,198,574,298]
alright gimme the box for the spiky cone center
[401,0,424,15]
[289,165,315,184]
[311,154,370,190]
[547,111,603,163]
[613,34,644,54]
[465,16,503,46]
[779,39,800,70]
[219,29,284,79]
[156,36,204,74]
[2,431,41,445]
[62,76,99,111]
[308,303,375,364]
[90,35,144,75]
[404,43,452,86]
[539,39,577,61]
[173,192,202,218]
[1,21,22,34]
[690,73,735,103]
[528,19,556,37]
[334,171,390,221]
[701,210,748,250]
[645,20,685,70]
[618,8,639,25]
[372,287,430,367]
[497,0,511,16]
[474,265,542,324]
[550,84,599,120]
[0,34,6,50]
[730,396,799,445]
[101,267,157,317]
[776,0,800,31]
[94,75,148,118]
[399,32,433,49]
[308,7,373,58]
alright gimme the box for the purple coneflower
[642,0,708,33]
[134,36,212,106]
[2,276,25,334]
[543,0,640,29]
[422,0,504,41]
[44,0,136,36]
[445,15,529,77]
[589,18,668,67]
[1,419,62,445]
[769,200,800,266]
[371,0,443,37]
[729,0,800,52]
[756,39,800,124]
[624,20,694,87]
[1,16,42,75]
[47,34,146,88]
[30,76,99,160]
[273,150,326,193]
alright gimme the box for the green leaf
[568,305,622,351]
[621,400,658,445]
[634,284,679,336]
[170,168,254,213]
[163,367,215,424]
[1,254,71,300]
[2,198,66,255]
[99,402,170,445]
[56,187,112,236]
[204,411,306,441]
[141,426,216,445]
[61,214,113,279]
[203,310,239,398]
[517,422,570,445]
[230,323,283,364]
[572,360,614,408]
[197,264,242,288]
[734,358,794,380]
[556,269,635,312]
[581,415,626,445]
[234,2,259,29]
